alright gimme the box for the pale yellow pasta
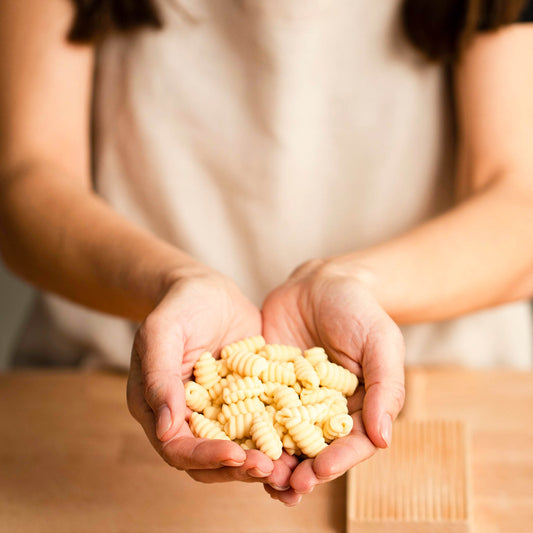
[322,413,353,442]
[194,351,221,390]
[303,346,328,366]
[184,381,210,412]
[261,361,296,386]
[325,396,349,417]
[265,404,276,422]
[238,438,257,450]
[189,412,230,441]
[221,336,266,359]
[285,418,327,457]
[203,404,221,421]
[259,381,283,404]
[274,421,286,439]
[208,378,227,405]
[218,398,265,424]
[282,433,300,456]
[187,339,354,459]
[293,356,320,389]
[300,386,343,405]
[258,344,301,362]
[222,376,264,404]
[315,360,358,396]
[250,412,283,460]
[273,386,302,409]
[224,412,254,440]
[226,349,268,377]
[275,403,329,426]
[216,358,229,377]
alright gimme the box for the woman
[0,0,532,506]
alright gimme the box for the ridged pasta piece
[293,356,320,389]
[250,412,283,460]
[315,361,358,396]
[275,403,329,426]
[258,344,301,362]
[221,336,266,359]
[184,381,210,412]
[216,358,229,377]
[194,352,221,390]
[203,404,221,421]
[274,421,286,439]
[265,405,276,422]
[226,349,268,377]
[322,413,353,442]
[293,382,302,394]
[189,412,230,441]
[222,376,264,404]
[285,418,327,457]
[260,361,296,386]
[303,347,328,366]
[238,438,257,450]
[325,396,349,417]
[224,412,254,440]
[259,382,283,404]
[300,386,343,405]
[218,398,265,424]
[273,386,302,409]
[208,378,227,405]
[282,432,300,456]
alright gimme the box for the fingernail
[270,484,290,491]
[380,413,393,447]
[247,467,271,478]
[284,495,302,507]
[294,485,315,494]
[156,405,172,440]
[221,459,245,467]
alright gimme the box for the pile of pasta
[185,336,358,460]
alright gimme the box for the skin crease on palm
[127,262,405,507]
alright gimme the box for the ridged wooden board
[347,420,470,533]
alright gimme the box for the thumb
[361,317,405,449]
[135,314,186,442]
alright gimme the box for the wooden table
[0,368,532,532]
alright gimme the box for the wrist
[290,256,379,295]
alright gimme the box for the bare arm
[0,0,288,489]
[261,23,533,504]
[325,24,533,324]
[0,0,202,322]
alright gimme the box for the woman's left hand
[261,259,405,505]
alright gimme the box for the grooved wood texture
[347,420,470,533]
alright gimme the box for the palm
[261,271,404,501]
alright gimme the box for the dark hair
[68,0,528,62]
[402,0,528,61]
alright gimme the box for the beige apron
[14,0,532,368]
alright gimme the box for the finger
[289,458,319,494]
[187,465,260,484]
[161,433,247,470]
[361,317,405,448]
[134,312,187,442]
[263,456,295,491]
[263,484,303,507]
[312,413,376,480]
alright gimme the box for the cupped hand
[127,269,295,488]
[261,259,405,505]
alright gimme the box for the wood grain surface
[0,368,532,532]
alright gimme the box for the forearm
[327,176,533,324]
[0,162,205,322]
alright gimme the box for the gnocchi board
[346,419,470,533]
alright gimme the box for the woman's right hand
[126,269,298,489]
